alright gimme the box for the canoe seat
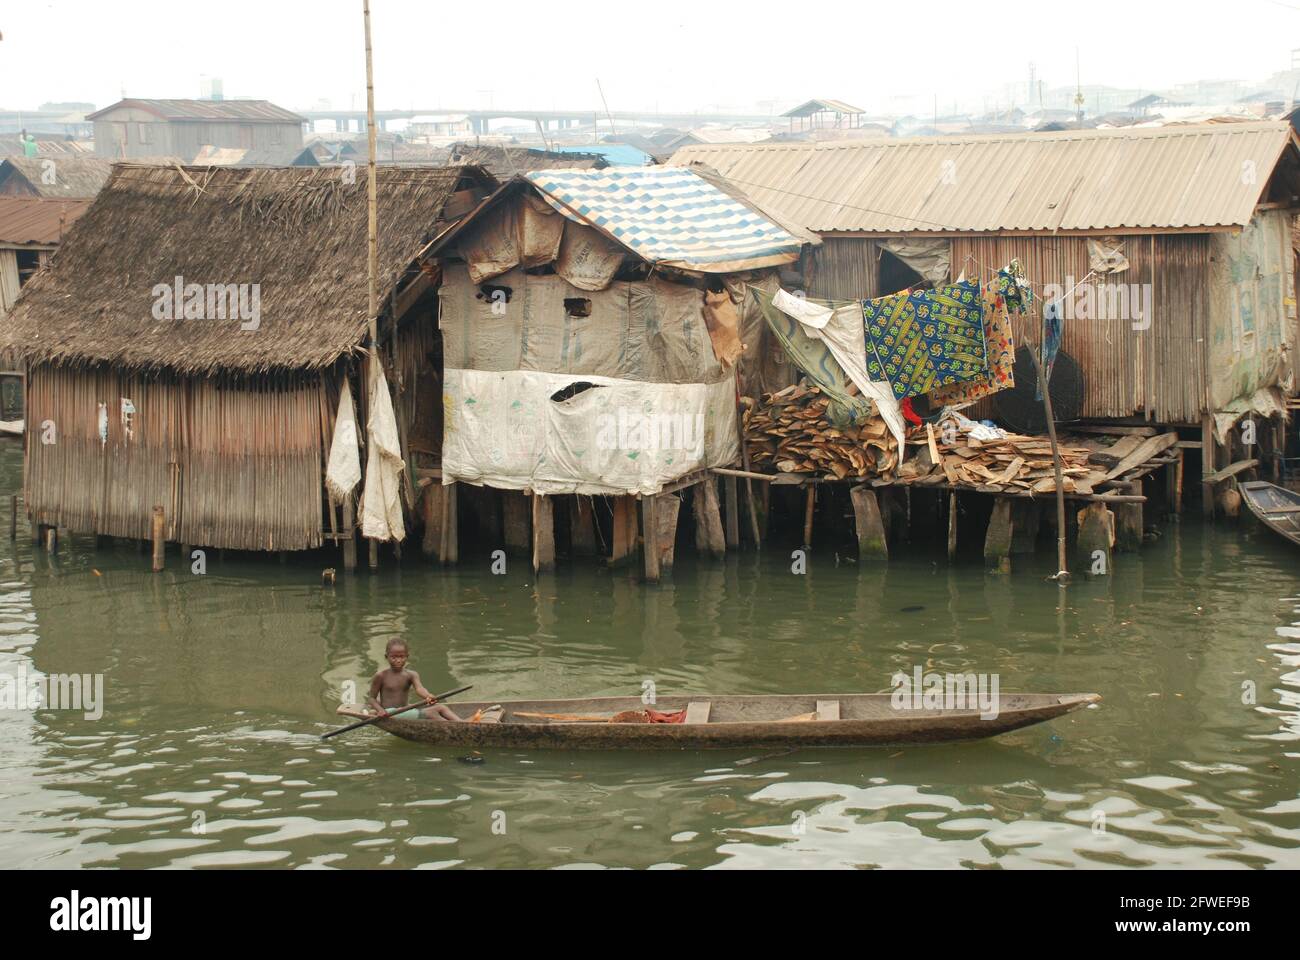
[815,700,841,721]
[684,701,711,724]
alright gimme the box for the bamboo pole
[362,0,380,567]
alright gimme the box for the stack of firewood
[742,385,899,480]
[924,427,1096,494]
[741,384,1099,492]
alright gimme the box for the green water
[1,440,1298,870]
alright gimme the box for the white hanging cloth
[325,381,362,505]
[360,363,407,542]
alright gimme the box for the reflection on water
[0,440,1298,869]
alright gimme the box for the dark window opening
[15,250,41,287]
[564,298,592,318]
[878,249,927,296]
[477,284,513,303]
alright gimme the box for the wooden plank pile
[919,426,1095,494]
[741,386,1173,498]
[742,385,898,480]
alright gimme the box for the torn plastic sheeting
[555,221,624,292]
[702,289,743,369]
[458,200,521,284]
[441,367,739,496]
[879,238,951,285]
[1213,386,1287,445]
[439,264,724,385]
[520,193,564,268]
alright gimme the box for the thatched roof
[2,163,492,375]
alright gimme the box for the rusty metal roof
[86,98,306,124]
[670,122,1300,234]
[0,197,91,246]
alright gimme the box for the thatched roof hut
[6,162,496,553]
[0,157,114,200]
[2,163,490,375]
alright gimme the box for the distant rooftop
[782,99,865,118]
[86,98,306,124]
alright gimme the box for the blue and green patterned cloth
[862,281,989,401]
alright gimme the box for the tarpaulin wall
[438,263,739,495]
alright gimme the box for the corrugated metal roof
[87,98,306,124]
[0,157,113,199]
[670,122,1300,234]
[522,167,807,273]
[0,197,91,246]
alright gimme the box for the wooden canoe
[335,692,1100,750]
[1240,481,1300,548]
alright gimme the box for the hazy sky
[2,0,1299,117]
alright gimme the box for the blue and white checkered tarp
[523,167,805,274]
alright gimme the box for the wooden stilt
[1167,448,1184,516]
[642,495,660,583]
[654,494,680,575]
[531,493,555,574]
[570,496,596,557]
[503,491,531,556]
[610,495,637,568]
[693,478,726,559]
[342,498,357,572]
[723,476,739,549]
[802,483,816,549]
[1201,415,1216,518]
[1116,480,1144,551]
[947,491,958,562]
[1077,501,1114,576]
[150,506,164,571]
[440,482,458,566]
[368,538,379,570]
[421,484,441,560]
[984,498,1013,573]
[850,486,887,559]
[9,495,16,541]
[44,525,58,554]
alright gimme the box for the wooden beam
[531,493,554,574]
[1103,432,1179,481]
[642,495,660,583]
[1202,416,1216,518]
[1202,459,1260,485]
[984,498,1013,573]
[610,495,637,568]
[850,486,887,560]
[947,491,958,561]
[654,494,680,575]
[693,478,726,559]
[723,476,739,549]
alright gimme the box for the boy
[367,638,462,721]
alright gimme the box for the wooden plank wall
[25,366,326,550]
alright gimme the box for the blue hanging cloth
[1038,299,1063,401]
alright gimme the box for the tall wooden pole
[363,0,379,568]
[1027,344,1069,582]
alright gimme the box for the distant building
[781,99,865,133]
[88,98,306,162]
[408,114,473,138]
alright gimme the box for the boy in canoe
[367,638,463,721]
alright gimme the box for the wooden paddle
[321,684,473,739]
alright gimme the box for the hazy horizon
[2,0,1299,119]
